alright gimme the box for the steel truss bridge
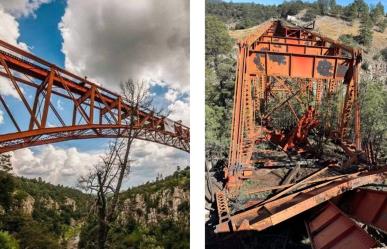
[212,20,387,248]
[0,40,189,153]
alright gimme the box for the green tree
[205,15,233,66]
[371,2,384,24]
[317,0,330,15]
[354,0,369,17]
[0,231,19,249]
[358,14,373,46]
[344,3,358,21]
[360,79,387,161]
[0,172,15,211]
[377,19,386,33]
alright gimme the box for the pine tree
[371,2,384,24]
[358,14,373,47]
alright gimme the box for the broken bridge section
[212,19,387,247]
[0,39,189,153]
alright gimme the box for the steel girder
[228,20,362,173]
[0,39,189,153]
[216,168,387,233]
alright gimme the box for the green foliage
[278,0,306,18]
[376,19,386,33]
[205,15,233,62]
[205,15,236,158]
[339,34,359,46]
[0,231,19,249]
[0,174,92,248]
[317,0,330,15]
[357,14,373,47]
[79,167,189,249]
[206,2,279,29]
[381,48,387,62]
[371,1,385,24]
[360,79,387,160]
[302,9,318,22]
[0,172,15,211]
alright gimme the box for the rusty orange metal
[226,20,363,190]
[342,188,387,234]
[216,168,387,233]
[306,202,378,249]
[0,39,189,152]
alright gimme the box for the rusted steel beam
[305,202,378,249]
[248,50,351,79]
[341,188,387,234]
[0,39,189,152]
[254,42,342,57]
[216,169,387,233]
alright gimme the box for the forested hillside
[78,167,190,249]
[0,154,189,249]
[0,155,92,248]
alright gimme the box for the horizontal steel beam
[216,169,387,233]
[247,50,352,80]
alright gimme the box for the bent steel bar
[0,39,189,152]
[216,168,387,233]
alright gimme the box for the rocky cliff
[118,167,190,226]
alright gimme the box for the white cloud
[11,145,102,186]
[59,0,189,93]
[0,109,3,124]
[165,88,179,102]
[10,141,189,188]
[0,7,29,99]
[124,140,189,187]
[0,0,51,18]
[168,99,190,125]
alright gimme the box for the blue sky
[0,0,190,188]
[228,0,387,7]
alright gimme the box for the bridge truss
[0,40,189,153]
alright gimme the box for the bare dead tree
[78,79,162,249]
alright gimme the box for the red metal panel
[343,189,387,233]
[306,203,377,249]
[290,56,314,78]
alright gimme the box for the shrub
[0,231,19,249]
[381,48,387,62]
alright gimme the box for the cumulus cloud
[2,0,190,188]
[168,99,190,125]
[165,88,179,102]
[10,141,189,188]
[0,0,51,18]
[123,140,189,187]
[0,6,29,98]
[59,0,189,93]
[11,145,102,186]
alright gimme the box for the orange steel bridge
[0,40,189,153]
[213,20,387,248]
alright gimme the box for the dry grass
[314,16,387,50]
[228,15,387,50]
[229,25,261,41]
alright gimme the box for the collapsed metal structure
[214,20,387,247]
[0,39,189,153]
